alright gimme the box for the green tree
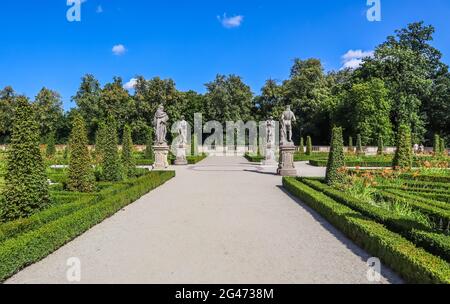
[393,124,413,169]
[67,114,95,192]
[306,136,313,156]
[0,86,17,144]
[1,97,49,221]
[325,127,345,186]
[34,87,64,141]
[121,125,135,178]
[46,131,56,158]
[101,116,122,181]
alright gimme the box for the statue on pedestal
[154,105,169,146]
[262,116,277,166]
[278,106,297,176]
[280,105,296,146]
[174,115,188,165]
[266,116,276,147]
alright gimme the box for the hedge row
[382,189,450,212]
[300,178,450,262]
[283,177,450,283]
[400,173,450,184]
[0,170,175,282]
[409,191,450,203]
[244,153,264,163]
[309,159,393,167]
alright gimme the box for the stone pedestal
[262,144,278,166]
[153,145,170,170]
[278,144,297,176]
[174,145,188,166]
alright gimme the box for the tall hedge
[1,97,50,222]
[121,124,135,178]
[393,124,413,169]
[306,136,312,156]
[101,116,122,181]
[299,138,305,155]
[144,128,154,160]
[67,114,95,192]
[348,136,354,153]
[45,131,56,158]
[325,127,345,186]
[356,134,363,155]
[377,135,384,155]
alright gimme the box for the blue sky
[1,0,450,110]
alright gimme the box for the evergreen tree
[306,136,312,156]
[1,97,49,221]
[101,116,122,181]
[46,131,56,158]
[299,138,305,155]
[121,124,135,178]
[356,134,363,155]
[348,136,354,153]
[325,127,345,186]
[95,121,107,161]
[393,124,413,169]
[377,136,385,155]
[144,128,154,160]
[67,113,95,192]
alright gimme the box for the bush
[121,125,136,178]
[283,177,450,284]
[325,127,345,186]
[0,171,175,282]
[1,97,50,222]
[66,114,95,192]
[393,124,413,169]
[101,116,122,181]
[306,136,312,156]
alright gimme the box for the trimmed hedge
[310,159,393,168]
[400,173,450,184]
[283,177,450,283]
[244,153,264,163]
[0,171,175,282]
[301,178,450,262]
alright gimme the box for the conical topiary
[1,97,50,221]
[356,134,363,155]
[306,136,312,156]
[325,127,345,186]
[299,138,305,155]
[191,133,199,156]
[95,121,107,162]
[121,124,135,178]
[67,113,95,192]
[434,134,441,156]
[392,124,413,170]
[46,131,56,158]
[101,116,122,181]
[348,136,354,154]
[377,136,384,155]
[144,128,154,160]
[440,138,446,157]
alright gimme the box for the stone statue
[280,105,296,145]
[266,116,276,146]
[154,105,169,145]
[177,115,188,146]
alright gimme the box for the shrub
[325,127,345,186]
[393,124,413,169]
[67,114,95,193]
[356,134,363,155]
[283,177,450,284]
[299,138,305,155]
[144,128,154,160]
[45,132,56,158]
[1,97,50,222]
[306,136,312,156]
[348,136,354,153]
[377,135,384,155]
[101,116,122,181]
[121,125,135,178]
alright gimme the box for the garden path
[6,157,402,284]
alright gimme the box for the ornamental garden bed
[0,170,175,282]
[283,172,450,283]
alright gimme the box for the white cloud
[341,49,374,70]
[96,5,103,13]
[112,44,126,56]
[217,14,244,28]
[124,78,137,90]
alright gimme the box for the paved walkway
[6,157,402,284]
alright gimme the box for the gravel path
[6,157,402,284]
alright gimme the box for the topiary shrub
[1,97,50,222]
[356,134,363,155]
[298,137,305,155]
[45,131,56,158]
[121,124,135,178]
[434,134,441,156]
[306,136,312,156]
[101,116,122,181]
[66,113,95,192]
[377,135,384,155]
[325,127,345,186]
[95,121,107,162]
[348,136,354,154]
[144,128,154,160]
[191,133,199,156]
[393,124,413,170]
[440,138,446,157]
